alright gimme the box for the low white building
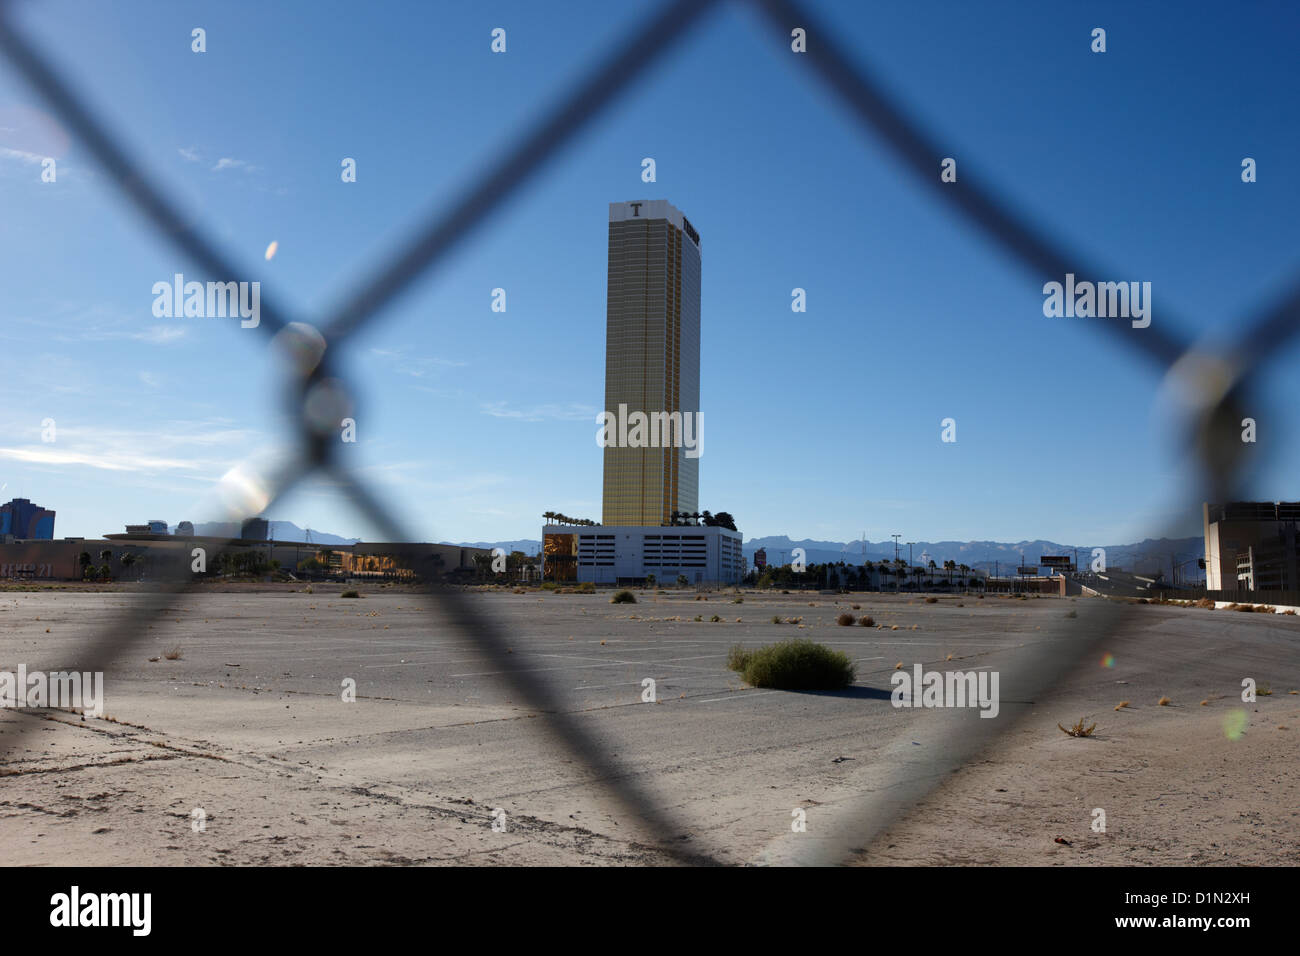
[542,523,743,586]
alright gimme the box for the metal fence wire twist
[1,0,1292,866]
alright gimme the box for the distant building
[124,524,151,535]
[542,523,743,586]
[175,521,195,536]
[147,519,169,535]
[541,203,736,584]
[240,517,269,541]
[1204,501,1300,590]
[602,200,701,526]
[0,498,55,539]
[0,535,486,582]
[349,542,490,579]
[754,547,767,570]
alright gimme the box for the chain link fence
[1,0,1290,866]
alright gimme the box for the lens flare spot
[214,462,271,519]
[1224,709,1248,741]
[1101,653,1115,668]
[272,322,327,377]
[264,240,278,261]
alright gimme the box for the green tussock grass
[725,639,855,690]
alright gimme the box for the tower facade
[601,200,701,526]
[0,498,55,539]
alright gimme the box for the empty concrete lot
[1,587,1297,865]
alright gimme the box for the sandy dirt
[1,586,1296,865]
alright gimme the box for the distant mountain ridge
[447,540,543,554]
[741,535,1203,577]
[175,521,359,545]
[172,525,1203,578]
[457,534,1202,578]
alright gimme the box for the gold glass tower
[602,200,701,526]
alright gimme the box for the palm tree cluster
[668,510,738,531]
[853,557,978,591]
[543,511,596,527]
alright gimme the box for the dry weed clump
[1058,719,1097,737]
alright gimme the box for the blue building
[0,498,56,539]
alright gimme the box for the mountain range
[467,535,1202,575]
[736,535,1203,577]
[195,523,1201,578]
[176,521,360,545]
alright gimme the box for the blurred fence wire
[1,0,1287,865]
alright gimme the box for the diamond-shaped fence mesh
[1,0,1290,866]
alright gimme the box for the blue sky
[2,0,1298,546]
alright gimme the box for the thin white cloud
[212,157,254,172]
[178,146,200,162]
[135,325,187,344]
[0,418,269,480]
[0,446,200,473]
[368,347,465,378]
[481,401,597,422]
[0,146,47,165]
[52,422,261,449]
[57,324,187,345]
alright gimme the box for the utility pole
[908,542,913,571]
[892,533,901,565]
